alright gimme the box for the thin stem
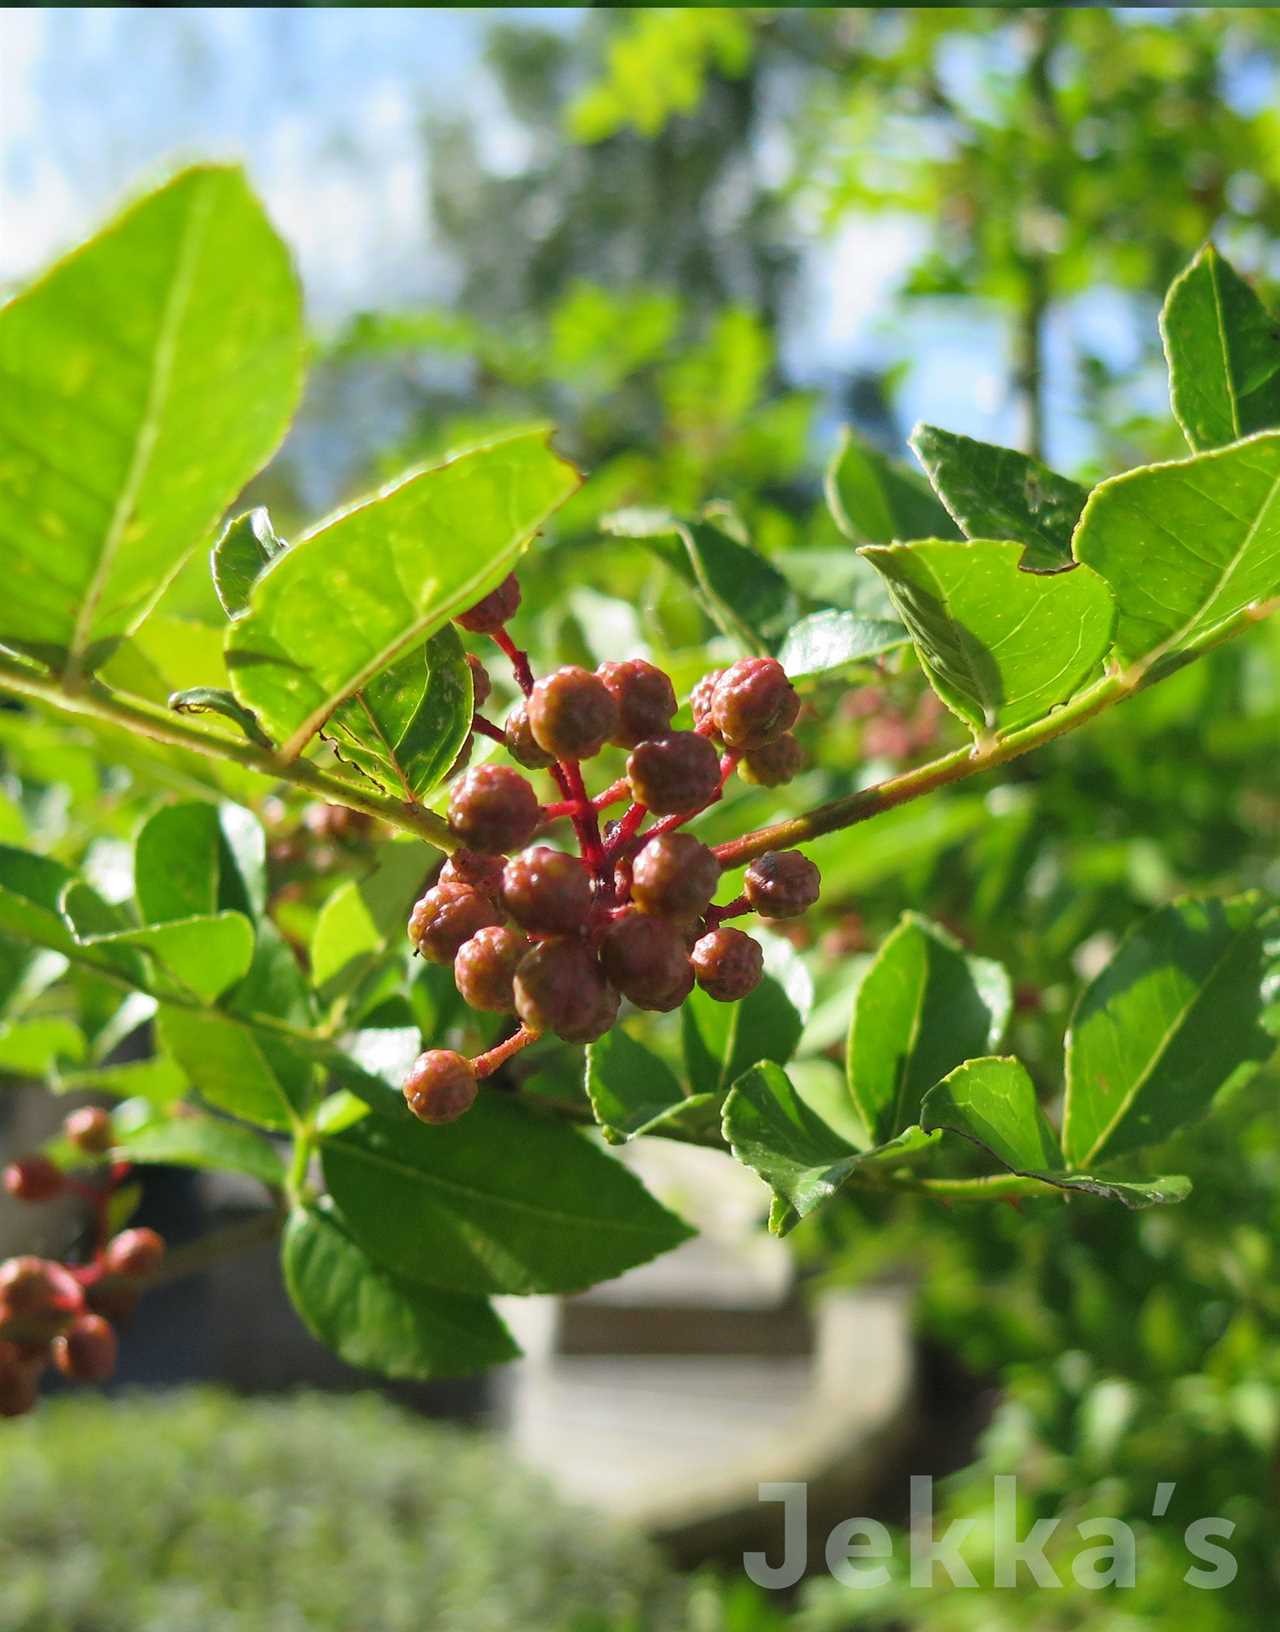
[592,777,630,812]
[705,893,751,928]
[491,627,534,696]
[472,714,506,745]
[472,1025,536,1080]
[605,800,647,861]
[0,656,456,852]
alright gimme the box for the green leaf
[0,1017,85,1076]
[156,1004,298,1131]
[775,610,907,681]
[226,429,579,760]
[53,1054,186,1106]
[682,933,812,1098]
[0,165,303,675]
[922,1057,1191,1211]
[320,624,473,801]
[723,1061,940,1234]
[825,425,960,546]
[321,1095,694,1297]
[133,801,263,924]
[309,842,429,1006]
[909,424,1088,573]
[1072,433,1280,665]
[848,912,1012,1145]
[585,1026,714,1143]
[604,508,804,654]
[283,1203,519,1380]
[0,847,83,961]
[213,507,287,620]
[169,689,273,749]
[117,1113,285,1187]
[1160,245,1280,453]
[861,538,1115,740]
[71,911,254,1004]
[1063,894,1278,1169]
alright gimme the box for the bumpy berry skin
[743,850,821,919]
[625,731,722,815]
[104,1228,166,1280]
[3,1156,65,1204]
[448,765,541,854]
[690,669,725,733]
[455,572,520,634]
[691,927,764,1001]
[439,848,506,899]
[454,926,528,1013]
[53,1314,118,1384]
[711,657,800,751]
[739,733,806,788]
[65,1106,114,1157]
[0,1344,39,1418]
[501,847,592,934]
[466,653,492,709]
[528,667,618,761]
[504,700,557,770]
[598,660,677,749]
[570,979,621,1043]
[631,833,721,922]
[408,884,504,965]
[403,1050,478,1125]
[601,912,693,1009]
[514,939,610,1041]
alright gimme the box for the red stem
[472,714,506,745]
[491,627,535,697]
[592,777,630,812]
[472,1025,536,1080]
[704,893,751,928]
[605,800,647,861]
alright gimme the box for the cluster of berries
[0,1107,164,1418]
[401,572,821,1125]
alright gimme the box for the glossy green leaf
[320,625,473,800]
[604,507,804,653]
[848,912,1012,1145]
[1073,432,1280,664]
[133,801,263,924]
[53,1054,186,1106]
[0,1017,85,1076]
[321,1094,694,1297]
[0,848,83,961]
[117,1113,285,1187]
[775,609,907,681]
[213,507,287,620]
[909,424,1088,572]
[309,842,429,1006]
[723,1061,940,1234]
[70,911,254,1004]
[682,933,812,1098]
[169,689,273,749]
[156,1004,297,1131]
[585,1025,714,1143]
[1063,894,1278,1168]
[825,425,960,546]
[226,429,578,760]
[0,165,303,675]
[283,1203,518,1379]
[922,1057,1191,1210]
[1160,245,1280,453]
[862,538,1115,740]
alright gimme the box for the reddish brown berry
[691,928,764,1001]
[448,764,541,854]
[86,1281,141,1325]
[454,926,528,1013]
[0,1257,83,1320]
[501,847,593,934]
[103,1228,166,1281]
[448,731,475,778]
[711,657,800,751]
[528,666,618,761]
[743,850,821,919]
[601,912,693,1009]
[514,939,610,1041]
[625,732,721,815]
[53,1313,118,1384]
[466,652,492,709]
[739,733,807,788]
[690,668,726,733]
[439,847,506,899]
[455,572,520,634]
[569,978,622,1042]
[3,1155,65,1204]
[0,1343,39,1418]
[408,883,504,965]
[631,833,721,922]
[64,1106,114,1157]
[403,1050,478,1125]
[504,700,556,770]
[598,660,677,749]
